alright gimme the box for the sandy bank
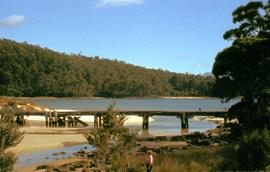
[8,133,87,154]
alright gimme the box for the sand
[8,127,88,154]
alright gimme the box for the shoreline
[10,96,216,100]
[8,114,222,154]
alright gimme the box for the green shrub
[216,145,239,171]
[84,103,137,171]
[0,152,16,172]
[0,103,23,172]
[237,128,270,170]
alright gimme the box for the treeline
[0,39,214,97]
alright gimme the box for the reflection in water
[142,129,150,136]
[181,128,189,135]
[16,144,93,167]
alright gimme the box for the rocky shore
[25,125,231,172]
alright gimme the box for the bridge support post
[142,115,149,130]
[45,112,49,127]
[49,111,52,127]
[94,114,98,128]
[94,114,103,128]
[98,114,103,128]
[63,116,66,127]
[181,112,189,129]
[55,111,58,127]
[142,114,149,136]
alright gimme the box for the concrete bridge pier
[45,111,52,127]
[99,115,103,127]
[180,112,189,129]
[141,114,150,136]
[54,111,58,127]
[142,114,149,130]
[62,116,66,127]
[45,112,49,127]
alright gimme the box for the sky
[0,0,251,74]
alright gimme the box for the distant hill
[0,39,214,97]
[203,72,214,77]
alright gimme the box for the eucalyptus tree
[212,0,270,131]
[212,1,270,170]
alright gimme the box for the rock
[87,152,95,158]
[197,139,210,146]
[69,166,76,171]
[155,136,169,141]
[138,146,148,153]
[152,147,161,154]
[181,146,188,150]
[73,150,87,157]
[171,135,184,141]
[211,143,220,146]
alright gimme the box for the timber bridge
[15,109,229,131]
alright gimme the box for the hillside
[0,39,214,97]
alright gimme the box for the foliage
[213,36,270,130]
[0,152,17,172]
[0,103,24,172]
[122,145,238,172]
[212,0,270,131]
[223,0,270,41]
[0,39,214,97]
[84,103,137,171]
[236,128,270,170]
[212,0,270,170]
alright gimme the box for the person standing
[146,150,153,172]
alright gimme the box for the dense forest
[0,39,214,97]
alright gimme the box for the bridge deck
[16,109,228,117]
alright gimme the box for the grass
[124,145,238,172]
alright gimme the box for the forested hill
[0,39,214,97]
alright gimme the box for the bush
[216,145,239,170]
[236,128,270,170]
[84,103,137,171]
[0,103,23,172]
[0,152,17,172]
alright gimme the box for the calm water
[30,98,238,111]
[17,98,238,166]
[27,98,238,135]
[16,144,93,167]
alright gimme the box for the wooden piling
[98,114,102,128]
[55,111,58,127]
[45,112,48,127]
[94,114,98,128]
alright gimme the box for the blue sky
[0,0,250,74]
